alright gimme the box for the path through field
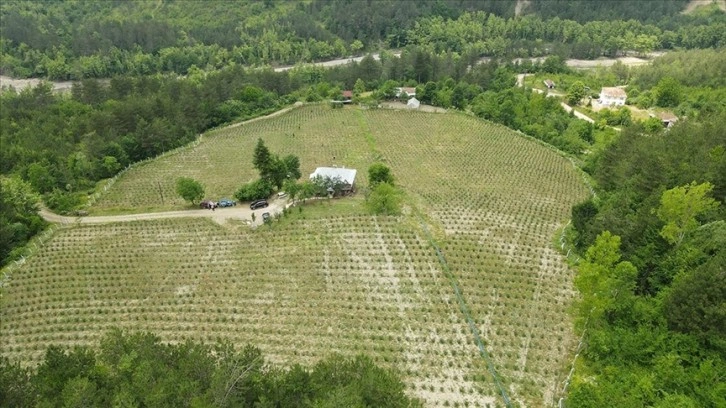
[38,199,287,227]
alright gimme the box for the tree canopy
[0,330,421,408]
[175,177,205,205]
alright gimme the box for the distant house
[310,167,357,195]
[395,87,417,98]
[599,87,627,106]
[407,97,420,109]
[341,90,353,103]
[544,79,556,89]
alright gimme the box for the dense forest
[0,330,419,407]
[566,114,726,407]
[1,1,725,79]
[1,1,726,406]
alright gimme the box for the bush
[235,179,274,202]
[45,189,85,214]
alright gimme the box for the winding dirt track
[39,200,288,227]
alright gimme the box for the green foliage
[663,251,726,352]
[251,139,301,190]
[366,182,402,216]
[567,81,586,105]
[175,177,205,205]
[0,177,47,266]
[367,163,394,187]
[1,330,420,408]
[657,182,719,246]
[568,111,726,407]
[655,77,683,107]
[234,179,274,202]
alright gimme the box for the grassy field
[1,105,590,407]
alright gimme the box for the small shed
[655,112,679,128]
[407,97,420,109]
[544,79,556,89]
[341,90,353,103]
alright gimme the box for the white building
[310,167,357,194]
[599,87,627,106]
[407,97,420,109]
[395,87,417,98]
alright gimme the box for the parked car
[277,191,287,199]
[218,198,236,207]
[250,199,269,210]
[262,212,271,222]
[200,200,216,209]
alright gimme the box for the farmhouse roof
[342,90,353,98]
[657,111,678,121]
[310,167,357,185]
[600,87,627,98]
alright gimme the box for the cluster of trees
[0,177,45,267]
[2,2,724,79]
[0,329,420,407]
[0,68,285,213]
[366,163,401,216]
[566,113,726,407]
[235,139,302,202]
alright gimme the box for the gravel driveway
[39,199,289,227]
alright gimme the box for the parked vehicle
[218,198,236,207]
[200,200,216,209]
[277,192,287,199]
[262,212,271,222]
[250,199,269,210]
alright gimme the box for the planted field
[1,105,590,407]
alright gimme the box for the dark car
[218,198,236,207]
[200,200,215,209]
[250,199,269,210]
[261,212,271,223]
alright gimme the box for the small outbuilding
[407,97,420,109]
[341,90,353,103]
[653,112,679,128]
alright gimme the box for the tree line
[1,2,724,79]
[565,113,726,407]
[0,329,420,408]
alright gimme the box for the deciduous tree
[656,182,719,246]
[176,177,204,205]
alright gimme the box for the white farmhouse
[599,87,627,106]
[310,167,357,195]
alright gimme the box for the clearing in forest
[1,105,590,407]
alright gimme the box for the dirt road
[39,199,288,227]
[273,51,401,72]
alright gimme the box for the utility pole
[157,181,164,204]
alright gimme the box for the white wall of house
[599,95,626,106]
